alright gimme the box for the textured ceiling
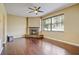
[4,3,75,17]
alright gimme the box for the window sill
[42,30,64,32]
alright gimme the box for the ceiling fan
[28,6,44,15]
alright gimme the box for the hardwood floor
[1,38,79,55]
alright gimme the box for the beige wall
[42,4,79,46]
[0,3,7,54]
[28,17,40,27]
[7,15,41,37]
[7,14,26,38]
[28,17,41,35]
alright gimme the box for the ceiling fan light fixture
[28,6,44,15]
[34,11,38,13]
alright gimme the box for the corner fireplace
[25,27,43,39]
[29,27,39,35]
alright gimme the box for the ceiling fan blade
[29,11,34,13]
[38,11,44,12]
[29,8,34,10]
[36,13,38,15]
[38,7,41,9]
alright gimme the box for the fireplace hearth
[29,27,39,35]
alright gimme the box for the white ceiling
[4,3,75,17]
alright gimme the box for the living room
[0,3,79,55]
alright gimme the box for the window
[43,18,51,31]
[43,14,64,31]
[52,14,64,31]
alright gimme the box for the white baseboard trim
[3,40,7,45]
[0,47,3,54]
[45,37,79,47]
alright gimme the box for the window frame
[51,14,64,31]
[42,17,52,31]
[42,14,64,32]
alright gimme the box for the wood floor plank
[1,38,79,55]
